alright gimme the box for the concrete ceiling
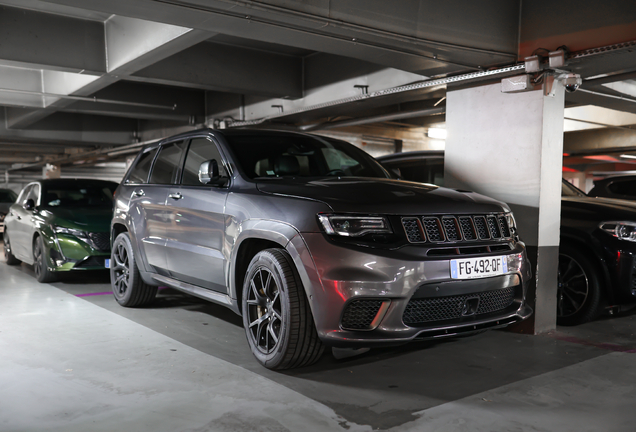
[1,0,636,174]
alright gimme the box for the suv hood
[256,178,508,214]
[562,195,636,220]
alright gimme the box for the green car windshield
[42,184,116,208]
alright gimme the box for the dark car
[379,151,636,326]
[0,188,18,235]
[3,179,118,282]
[110,129,532,370]
[588,175,636,200]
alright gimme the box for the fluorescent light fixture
[428,128,447,140]
[621,154,636,159]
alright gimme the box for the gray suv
[111,129,532,369]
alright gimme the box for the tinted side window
[127,147,158,184]
[608,180,636,197]
[149,141,187,185]
[181,138,228,186]
[18,185,33,205]
[28,184,41,205]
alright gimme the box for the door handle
[16,215,21,220]
[168,192,183,200]
[133,189,145,197]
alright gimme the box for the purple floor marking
[551,333,636,354]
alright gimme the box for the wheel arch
[560,233,614,304]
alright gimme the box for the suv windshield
[42,184,116,208]
[223,134,390,179]
[562,180,586,197]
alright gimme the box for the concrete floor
[1,245,636,431]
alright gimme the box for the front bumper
[44,232,110,272]
[293,233,533,347]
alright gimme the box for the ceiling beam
[129,41,303,98]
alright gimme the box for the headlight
[53,225,88,240]
[600,221,636,242]
[317,214,392,237]
[505,211,517,235]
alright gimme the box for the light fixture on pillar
[427,128,447,140]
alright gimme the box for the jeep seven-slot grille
[402,213,513,244]
[402,287,516,325]
[341,300,384,330]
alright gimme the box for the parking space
[3,242,635,431]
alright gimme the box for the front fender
[227,219,300,301]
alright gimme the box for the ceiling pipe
[300,106,445,131]
[0,88,177,111]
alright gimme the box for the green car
[3,179,118,282]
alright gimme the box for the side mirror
[198,159,222,185]
[24,198,35,211]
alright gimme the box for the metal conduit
[300,106,445,131]
[0,88,177,111]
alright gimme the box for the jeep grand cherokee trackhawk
[110,129,532,369]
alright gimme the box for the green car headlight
[53,225,88,240]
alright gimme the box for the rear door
[126,141,187,274]
[164,136,230,292]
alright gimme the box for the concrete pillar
[444,80,565,334]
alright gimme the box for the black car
[379,151,636,325]
[588,175,636,200]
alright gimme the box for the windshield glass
[223,134,390,180]
[0,190,17,203]
[562,180,586,197]
[42,183,116,208]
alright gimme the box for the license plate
[450,256,508,279]
[105,258,110,269]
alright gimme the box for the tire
[242,249,324,370]
[3,231,21,265]
[110,232,157,307]
[557,244,603,326]
[33,235,56,283]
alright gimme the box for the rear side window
[608,180,636,197]
[126,148,158,184]
[181,138,228,186]
[149,141,187,185]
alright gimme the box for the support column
[444,80,565,334]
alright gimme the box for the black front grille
[423,218,444,242]
[487,216,501,238]
[402,287,516,325]
[341,300,384,330]
[402,213,512,245]
[442,217,460,241]
[75,256,106,268]
[403,218,424,243]
[87,232,110,252]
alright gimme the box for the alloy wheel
[246,267,282,354]
[112,242,130,296]
[4,236,11,257]
[33,241,43,278]
[557,254,590,318]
